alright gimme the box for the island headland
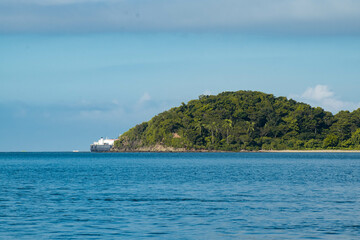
[112,90,360,152]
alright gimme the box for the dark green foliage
[113,90,360,151]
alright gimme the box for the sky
[1,0,360,151]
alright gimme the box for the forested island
[112,90,360,152]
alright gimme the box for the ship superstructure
[90,137,115,152]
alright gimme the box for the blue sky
[1,0,360,151]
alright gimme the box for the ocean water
[0,152,359,239]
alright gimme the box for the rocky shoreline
[110,144,360,153]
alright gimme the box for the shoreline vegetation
[111,148,360,153]
[110,148,360,153]
[112,90,360,152]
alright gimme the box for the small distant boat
[72,150,79,152]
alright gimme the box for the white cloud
[138,92,151,104]
[301,85,334,101]
[1,0,360,33]
[1,0,108,5]
[292,84,360,113]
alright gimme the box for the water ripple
[0,152,359,239]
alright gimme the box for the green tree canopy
[113,90,360,151]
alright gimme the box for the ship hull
[90,144,112,152]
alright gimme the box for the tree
[323,134,339,148]
[350,129,360,147]
[222,119,233,144]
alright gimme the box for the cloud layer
[1,0,360,33]
[0,94,178,151]
[292,85,360,113]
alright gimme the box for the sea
[0,152,359,239]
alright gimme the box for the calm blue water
[0,152,359,239]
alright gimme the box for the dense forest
[113,91,360,151]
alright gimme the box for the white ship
[90,137,115,152]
